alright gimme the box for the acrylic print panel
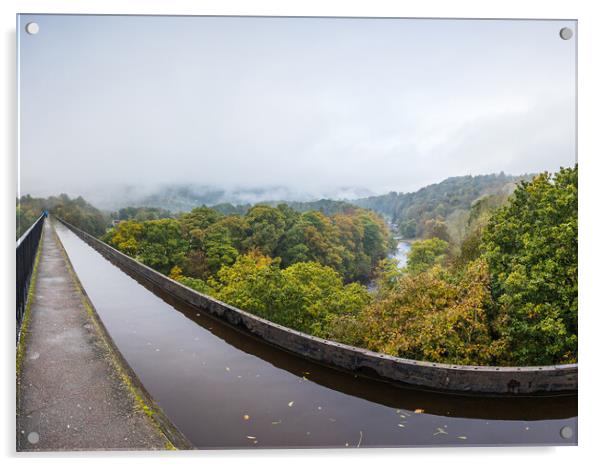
[16,15,577,451]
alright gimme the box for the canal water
[54,221,577,448]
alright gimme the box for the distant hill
[350,173,533,238]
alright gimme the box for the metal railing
[16,212,46,341]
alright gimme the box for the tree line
[17,166,577,366]
[353,172,531,239]
[16,194,108,238]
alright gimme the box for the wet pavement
[17,221,172,451]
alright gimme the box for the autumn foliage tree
[328,259,498,364]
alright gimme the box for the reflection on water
[54,221,577,448]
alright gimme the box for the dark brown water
[54,222,577,448]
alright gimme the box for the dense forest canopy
[16,194,108,238]
[352,173,531,239]
[104,203,392,284]
[17,166,577,366]
[113,206,173,222]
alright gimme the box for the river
[390,239,411,268]
[53,221,577,448]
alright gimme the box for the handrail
[16,212,46,341]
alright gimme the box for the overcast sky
[18,15,576,202]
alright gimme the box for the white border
[2,1,601,465]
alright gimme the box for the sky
[18,15,576,204]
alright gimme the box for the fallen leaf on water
[433,427,448,436]
[414,408,425,414]
[243,414,250,420]
[288,401,294,407]
[457,436,467,440]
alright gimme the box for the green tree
[243,205,286,255]
[406,238,449,274]
[483,166,578,365]
[208,253,370,337]
[105,219,187,274]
